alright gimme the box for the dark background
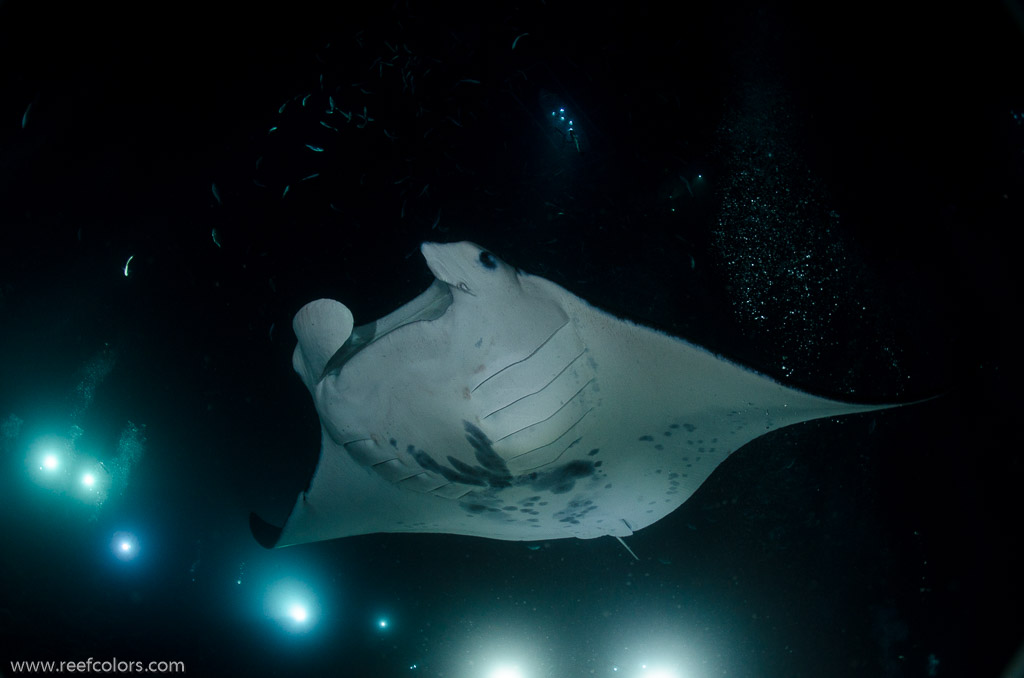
[1,1,1020,676]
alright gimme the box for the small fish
[355,106,373,129]
[21,100,33,129]
[268,126,278,134]
[301,94,311,107]
[282,185,291,198]
[320,121,338,132]
[123,255,134,278]
[457,79,480,85]
[680,175,693,197]
[211,183,222,205]
[305,144,324,152]
[301,173,320,182]
[512,33,529,50]
[211,229,222,248]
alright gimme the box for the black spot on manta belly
[463,503,499,514]
[410,446,486,486]
[528,460,596,495]
[638,435,654,442]
[463,421,513,485]
[410,423,515,489]
[554,496,599,524]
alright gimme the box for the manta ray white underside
[251,241,899,549]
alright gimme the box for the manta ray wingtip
[249,512,284,549]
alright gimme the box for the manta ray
[251,241,905,552]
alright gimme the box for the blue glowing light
[111,531,139,561]
[547,105,585,152]
[378,618,389,629]
[75,462,109,504]
[489,666,524,678]
[28,437,72,489]
[264,578,320,634]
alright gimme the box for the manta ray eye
[478,251,497,269]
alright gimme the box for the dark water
[1,1,1020,676]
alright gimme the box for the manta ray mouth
[318,279,453,380]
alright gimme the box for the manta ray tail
[615,535,639,560]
